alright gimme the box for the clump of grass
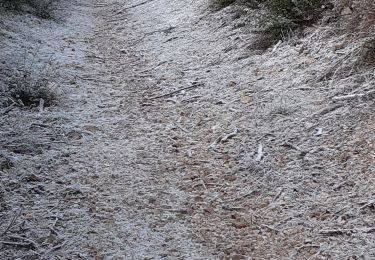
[7,70,57,108]
[249,0,332,50]
[266,0,329,23]
[250,17,298,50]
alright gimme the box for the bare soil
[0,0,374,259]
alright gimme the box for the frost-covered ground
[0,0,374,259]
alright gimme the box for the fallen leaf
[240,95,251,104]
[28,174,41,182]
[228,81,237,87]
[47,233,56,244]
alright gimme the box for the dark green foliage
[0,0,55,19]
[213,0,236,10]
[213,0,262,10]
[250,0,332,50]
[8,71,57,107]
[251,18,295,50]
[266,0,329,24]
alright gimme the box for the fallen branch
[319,229,353,236]
[221,128,238,143]
[308,104,343,118]
[118,0,158,12]
[145,82,204,101]
[8,235,38,250]
[333,93,365,101]
[282,142,303,151]
[1,208,22,237]
[0,240,34,248]
[1,104,15,116]
[44,241,67,255]
[261,224,281,233]
[332,90,375,102]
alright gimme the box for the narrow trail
[53,0,217,258]
[51,1,214,259]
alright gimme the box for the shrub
[213,0,262,10]
[7,69,57,107]
[266,0,329,24]
[249,0,332,50]
[212,0,236,10]
[0,0,55,19]
[250,17,297,50]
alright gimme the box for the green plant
[266,0,329,24]
[29,0,54,19]
[212,0,236,9]
[249,0,332,50]
[0,0,55,19]
[7,70,57,107]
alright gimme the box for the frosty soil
[0,0,374,259]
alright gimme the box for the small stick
[117,0,158,12]
[273,187,285,202]
[319,229,353,235]
[221,128,238,143]
[282,142,302,151]
[359,201,375,210]
[45,241,67,254]
[332,90,375,101]
[308,104,343,118]
[1,104,15,116]
[261,224,281,233]
[8,235,38,250]
[1,208,22,237]
[332,93,365,101]
[255,143,263,162]
[49,217,60,235]
[38,98,45,113]
[145,83,203,101]
[0,241,33,248]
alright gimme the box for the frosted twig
[255,143,263,162]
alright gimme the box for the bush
[7,69,57,107]
[266,0,329,24]
[249,0,332,50]
[250,17,297,50]
[0,0,55,19]
[212,0,236,10]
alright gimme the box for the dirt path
[44,0,214,258]
[1,0,374,258]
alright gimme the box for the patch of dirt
[0,0,374,259]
